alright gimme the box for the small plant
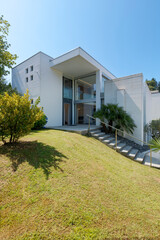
[93,104,136,134]
[150,138,160,152]
[145,119,160,139]
[32,114,48,130]
[0,91,43,144]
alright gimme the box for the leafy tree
[0,91,43,144]
[32,114,48,130]
[0,15,18,94]
[146,78,158,91]
[93,104,136,134]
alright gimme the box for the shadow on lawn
[0,141,67,179]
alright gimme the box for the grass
[0,129,160,239]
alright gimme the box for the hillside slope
[0,130,160,239]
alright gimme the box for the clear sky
[1,0,160,83]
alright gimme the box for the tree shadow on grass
[0,141,67,179]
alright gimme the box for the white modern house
[12,47,160,143]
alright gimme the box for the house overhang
[50,47,116,79]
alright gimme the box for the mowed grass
[0,130,160,240]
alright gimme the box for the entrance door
[64,103,71,125]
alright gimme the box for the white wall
[12,52,63,127]
[145,84,160,122]
[104,73,144,144]
[12,53,41,103]
[40,53,63,127]
[151,93,160,120]
[144,83,152,125]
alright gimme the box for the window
[31,99,33,104]
[101,76,109,93]
[26,68,28,73]
[75,74,96,100]
[30,75,33,81]
[76,102,96,124]
[30,65,33,71]
[26,77,28,83]
[63,77,72,99]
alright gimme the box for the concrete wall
[12,52,63,127]
[151,92,160,120]
[12,52,41,103]
[145,85,160,122]
[144,82,152,125]
[40,53,63,127]
[104,73,144,143]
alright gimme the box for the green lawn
[0,129,160,240]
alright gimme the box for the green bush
[93,104,136,134]
[32,114,47,130]
[0,91,43,144]
[145,119,160,138]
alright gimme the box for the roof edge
[12,51,54,69]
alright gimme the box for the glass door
[63,77,72,125]
[64,103,71,125]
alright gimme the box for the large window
[76,102,96,124]
[101,76,110,93]
[75,74,96,100]
[63,77,72,99]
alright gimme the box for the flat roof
[50,47,116,79]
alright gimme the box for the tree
[146,78,158,91]
[0,15,18,94]
[0,91,43,144]
[93,104,136,134]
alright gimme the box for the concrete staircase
[90,128,148,165]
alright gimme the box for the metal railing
[87,114,152,167]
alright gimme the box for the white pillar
[72,78,75,125]
[96,70,102,125]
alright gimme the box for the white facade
[12,52,63,127]
[12,47,160,144]
[12,48,115,128]
[104,74,144,143]
[150,92,160,120]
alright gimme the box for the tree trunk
[108,120,113,133]
[10,134,13,143]
[102,123,108,134]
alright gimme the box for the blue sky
[1,0,160,83]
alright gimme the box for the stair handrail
[87,114,152,167]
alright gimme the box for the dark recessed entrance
[63,77,72,125]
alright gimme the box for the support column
[72,78,75,125]
[96,70,102,126]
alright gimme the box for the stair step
[120,145,133,155]
[98,134,112,141]
[114,142,126,151]
[92,132,106,138]
[134,151,147,163]
[90,129,101,134]
[102,137,115,144]
[108,140,121,148]
[128,148,139,159]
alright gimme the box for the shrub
[145,119,160,139]
[32,114,47,130]
[150,137,160,152]
[93,104,136,134]
[0,91,43,144]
